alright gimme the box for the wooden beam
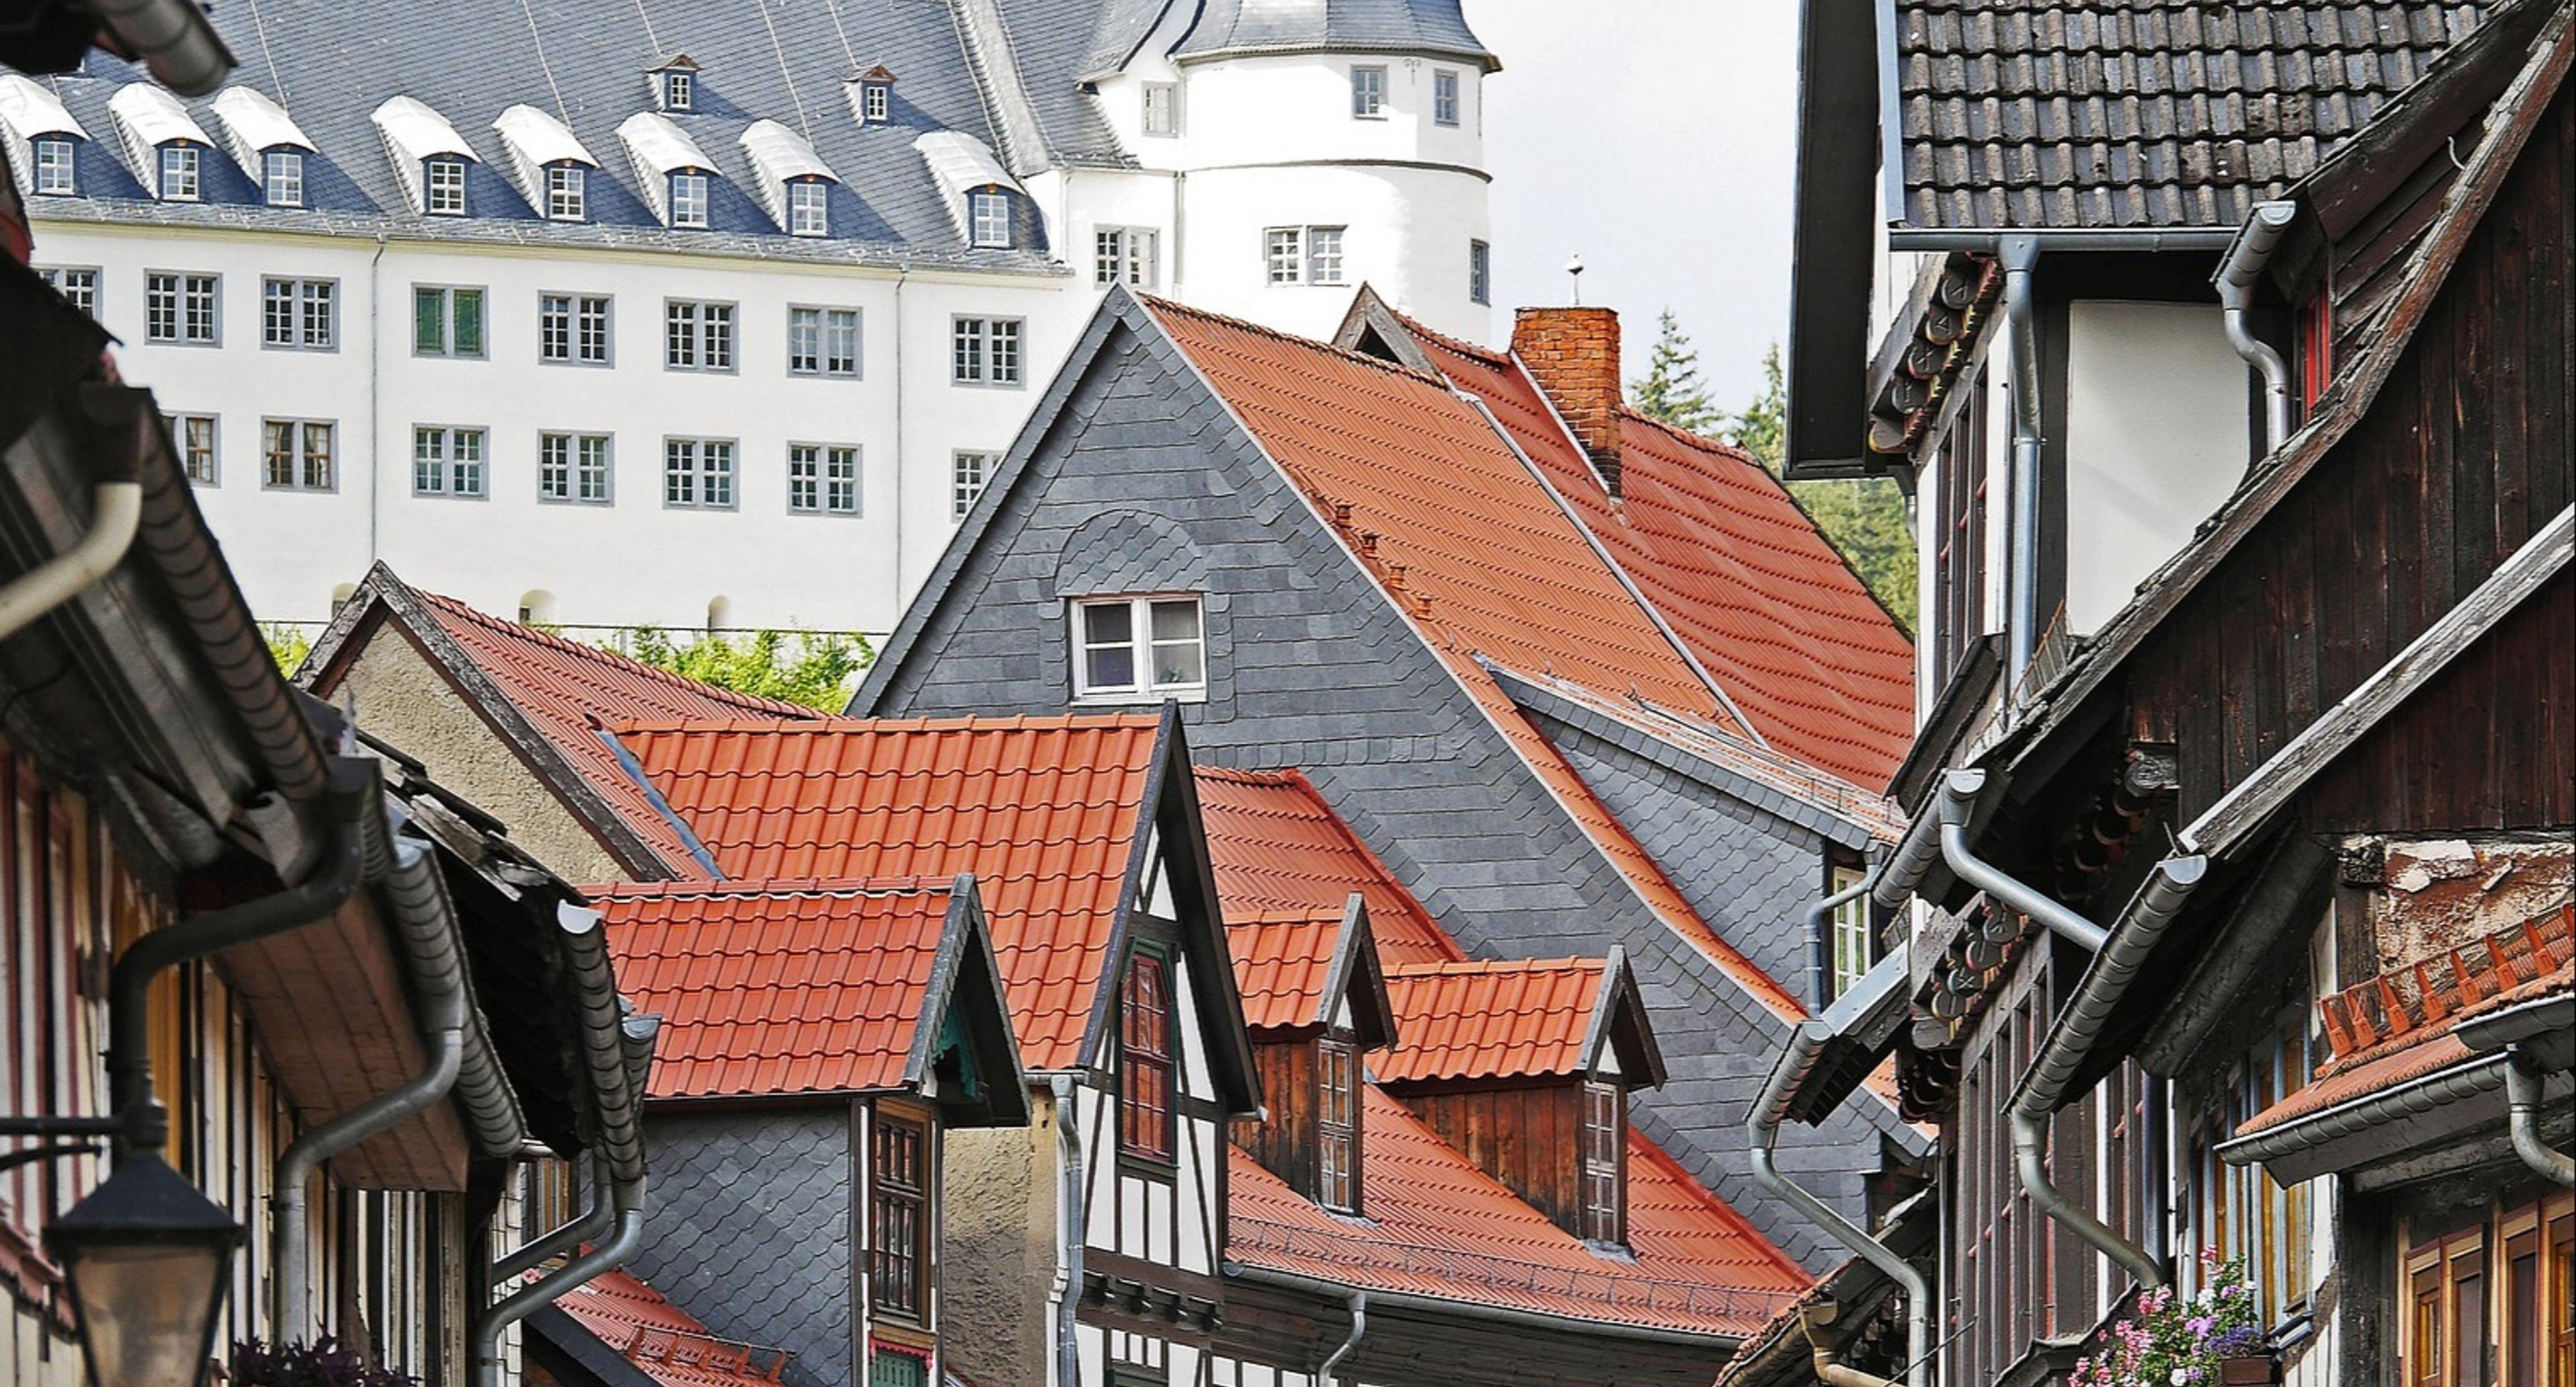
[2180,505,2575,858]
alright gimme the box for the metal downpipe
[2504,1053,2575,1186]
[1801,1304,1901,1387]
[491,1154,616,1284]
[1052,1074,1085,1387]
[1316,1290,1366,1385]
[0,479,143,643]
[1935,776,2106,951]
[2000,235,2043,705]
[475,1176,647,1387]
[2215,203,2298,455]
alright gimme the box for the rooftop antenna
[1565,254,1586,305]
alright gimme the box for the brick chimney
[1512,307,1623,495]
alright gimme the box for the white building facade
[6,0,1497,636]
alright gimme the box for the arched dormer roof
[737,119,837,232]
[107,81,213,188]
[493,103,599,211]
[1171,0,1497,72]
[0,75,87,195]
[370,95,478,213]
[615,111,718,226]
[209,87,314,178]
[912,129,1023,245]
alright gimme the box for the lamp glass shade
[61,1245,230,1387]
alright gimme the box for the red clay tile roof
[1402,319,1916,790]
[611,715,1164,1070]
[592,879,955,1100]
[409,587,817,876]
[1226,1085,1806,1337]
[1194,765,1462,966]
[2316,903,2573,1063]
[554,1269,791,1387]
[1228,911,1348,1033]
[2237,957,2573,1139]
[1377,959,1606,1085]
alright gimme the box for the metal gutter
[476,1173,648,1387]
[1887,227,2239,253]
[2502,1056,2574,1185]
[0,466,141,641]
[1872,768,1992,909]
[1053,1072,1085,1387]
[1223,1262,1745,1349]
[2214,202,2298,455]
[2216,1054,2510,1170]
[2453,990,2575,1184]
[1998,234,2043,708]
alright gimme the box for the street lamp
[45,1150,244,1387]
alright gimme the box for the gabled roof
[1193,764,1462,966]
[303,565,818,880]
[1377,952,1665,1089]
[1228,893,1398,1049]
[549,1269,792,1387]
[594,875,1026,1121]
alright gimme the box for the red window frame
[870,1110,930,1321]
[1120,950,1175,1163]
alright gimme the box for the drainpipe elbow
[2504,1052,2575,1186]
[2012,1105,2162,1289]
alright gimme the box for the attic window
[33,137,75,195]
[1318,1038,1359,1213]
[788,178,828,235]
[158,144,199,200]
[1580,1081,1625,1244]
[545,164,585,221]
[1119,950,1176,1164]
[1141,82,1179,137]
[660,68,694,112]
[1073,596,1204,702]
[423,156,466,215]
[669,170,710,228]
[1349,65,1387,119]
[1827,862,1874,999]
[865,82,890,122]
[967,188,1010,248]
[263,150,303,207]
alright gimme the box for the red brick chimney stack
[1511,306,1624,496]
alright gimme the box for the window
[2196,1006,2316,1331]
[950,317,1023,386]
[1469,238,1491,306]
[33,137,75,195]
[863,82,890,123]
[262,419,335,490]
[661,69,693,112]
[662,437,735,508]
[788,307,860,377]
[1434,69,1461,127]
[412,427,487,497]
[668,171,710,228]
[788,179,828,235]
[1828,864,1873,999]
[1318,1038,1358,1213]
[1350,65,1387,118]
[541,293,611,365]
[788,444,859,515]
[545,164,585,221]
[38,267,97,317]
[1265,228,1303,285]
[1073,595,1205,700]
[1264,227,1344,286]
[146,272,219,345]
[663,300,735,371]
[424,157,466,215]
[1141,82,1179,136]
[413,286,486,357]
[1306,226,1346,285]
[262,277,336,349]
[1094,227,1159,290]
[869,1346,928,1387]
[870,1111,930,1320]
[1580,1082,1623,1243]
[1120,951,1175,1162]
[951,451,991,519]
[158,144,199,200]
[539,433,612,504]
[1933,370,1991,689]
[166,414,218,484]
[968,188,1011,248]
[263,150,303,207]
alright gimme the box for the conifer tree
[1627,309,1721,435]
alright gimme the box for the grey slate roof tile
[1170,0,1497,68]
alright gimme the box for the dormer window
[865,82,890,122]
[1825,861,1874,1000]
[1580,1081,1624,1244]
[545,164,585,221]
[1119,950,1175,1163]
[1318,1037,1359,1213]
[159,144,200,200]
[788,179,828,236]
[262,150,303,207]
[423,156,466,215]
[661,68,693,112]
[33,137,75,195]
[1073,596,1204,701]
[669,170,710,228]
[968,188,1010,249]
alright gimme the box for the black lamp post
[43,1150,244,1387]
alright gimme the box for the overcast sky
[1466,1,1801,413]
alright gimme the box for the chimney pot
[1511,307,1625,495]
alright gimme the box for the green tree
[1627,309,1721,435]
[266,622,313,675]
[1728,342,1917,632]
[622,627,873,711]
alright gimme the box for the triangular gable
[915,873,1033,1126]
[1377,951,1666,1089]
[1193,764,1463,967]
[1228,893,1399,1050]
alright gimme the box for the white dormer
[107,82,215,202]
[616,111,718,229]
[912,131,1026,250]
[737,119,837,236]
[371,96,478,216]
[843,65,896,125]
[493,104,600,222]
[647,55,700,113]
[0,74,88,197]
[209,87,315,209]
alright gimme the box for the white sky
[1466,0,1801,414]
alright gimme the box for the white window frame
[263,150,303,207]
[158,144,199,200]
[1433,69,1461,127]
[1140,82,1179,137]
[540,292,612,366]
[662,437,737,509]
[412,425,488,498]
[661,70,694,111]
[1071,594,1206,702]
[1349,66,1387,119]
[146,271,220,345]
[788,306,861,378]
[786,443,861,516]
[967,188,1012,249]
[663,298,736,372]
[951,451,991,520]
[39,266,99,317]
[423,157,466,215]
[1265,227,1303,284]
[167,413,219,485]
[787,178,829,236]
[1469,238,1491,306]
[32,137,76,195]
[1827,864,1874,999]
[669,170,710,229]
[1093,226,1159,290]
[260,417,336,491]
[544,164,586,221]
[949,316,1024,386]
[1305,226,1345,286]
[538,431,614,504]
[261,276,337,351]
[863,82,890,122]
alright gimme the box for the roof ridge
[1383,298,1513,368]
[1138,291,1456,390]
[612,710,1164,735]
[1194,763,1303,785]
[1387,956,1604,977]
[586,875,955,901]
[414,587,820,720]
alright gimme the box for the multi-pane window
[862,83,890,122]
[413,286,486,357]
[1828,864,1873,999]
[1933,369,1991,689]
[33,137,76,195]
[2195,1007,2316,1329]
[1073,596,1205,700]
[788,307,860,377]
[1119,951,1175,1162]
[261,419,335,490]
[541,293,611,364]
[1350,65,1387,117]
[1263,227,1345,286]
[1318,1038,1359,1213]
[1434,69,1461,126]
[263,150,303,207]
[538,432,612,504]
[166,414,218,484]
[869,1347,928,1387]
[1141,82,1179,136]
[262,277,336,349]
[663,300,735,371]
[545,164,585,221]
[424,157,466,215]
[146,272,219,344]
[788,179,829,235]
[1580,1082,1623,1243]
[968,189,1012,249]
[1469,239,1491,306]
[158,144,199,200]
[950,317,1023,385]
[951,451,991,520]
[661,70,694,111]
[787,444,859,515]
[1306,226,1346,285]
[662,437,735,508]
[412,427,488,497]
[669,171,710,228]
[870,1112,930,1321]
[38,267,97,317]
[1094,227,1159,290]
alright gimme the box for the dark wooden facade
[1392,1078,1615,1241]
[1234,1038,1321,1198]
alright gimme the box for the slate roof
[1193,765,1462,966]
[1171,0,1498,70]
[1895,0,2490,229]
[1376,959,1608,1084]
[609,714,1164,1071]
[553,1269,792,1387]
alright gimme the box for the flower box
[2219,1354,2282,1386]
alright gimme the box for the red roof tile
[2238,958,2573,1138]
[2315,903,2573,1063]
[553,1270,790,1387]
[612,715,1165,1071]
[1377,959,1605,1084]
[1194,765,1462,966]
[1226,1085,1806,1337]
[592,879,955,1100]
[1228,912,1347,1032]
